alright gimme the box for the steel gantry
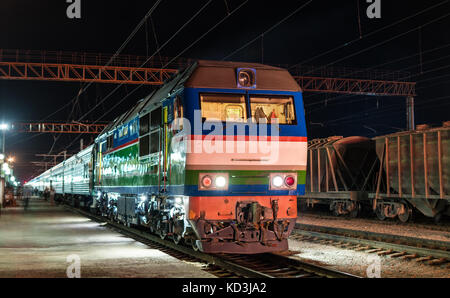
[0,49,417,129]
[0,62,178,85]
[11,122,108,134]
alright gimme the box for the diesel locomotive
[26,60,308,254]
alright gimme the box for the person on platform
[49,187,55,206]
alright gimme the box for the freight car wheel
[349,203,361,218]
[375,206,386,221]
[434,213,442,224]
[397,205,412,223]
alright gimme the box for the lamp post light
[0,123,8,155]
[0,123,9,209]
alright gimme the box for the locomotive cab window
[200,93,246,122]
[250,95,296,125]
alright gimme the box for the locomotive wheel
[397,205,412,223]
[173,234,182,245]
[375,206,386,221]
[191,240,199,251]
[156,221,166,239]
[159,231,167,240]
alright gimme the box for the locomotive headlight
[215,176,227,188]
[272,175,284,188]
[237,68,256,88]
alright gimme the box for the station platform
[0,198,214,278]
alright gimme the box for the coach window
[200,93,247,122]
[139,113,150,157]
[249,95,296,125]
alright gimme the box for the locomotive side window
[150,107,162,129]
[200,93,246,122]
[139,107,162,158]
[139,113,150,135]
[150,131,160,154]
[107,134,114,150]
[173,96,184,133]
[249,95,296,125]
[139,135,150,156]
[139,113,150,157]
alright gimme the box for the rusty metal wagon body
[300,122,450,222]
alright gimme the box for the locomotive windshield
[250,95,296,125]
[200,93,247,122]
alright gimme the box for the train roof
[185,60,301,92]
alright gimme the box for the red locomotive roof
[185,60,301,92]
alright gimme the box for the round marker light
[201,175,213,188]
[272,175,283,188]
[285,176,295,187]
[140,194,148,202]
[215,176,227,188]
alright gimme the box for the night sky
[0,0,449,181]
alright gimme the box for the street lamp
[0,123,9,155]
[0,123,7,208]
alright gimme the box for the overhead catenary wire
[290,0,450,68]
[8,0,164,156]
[73,0,213,124]
[319,12,450,69]
[221,0,313,61]
[8,0,216,150]
[59,0,248,153]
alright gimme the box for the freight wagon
[300,122,450,222]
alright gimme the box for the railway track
[298,211,450,232]
[293,223,450,266]
[65,205,358,278]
